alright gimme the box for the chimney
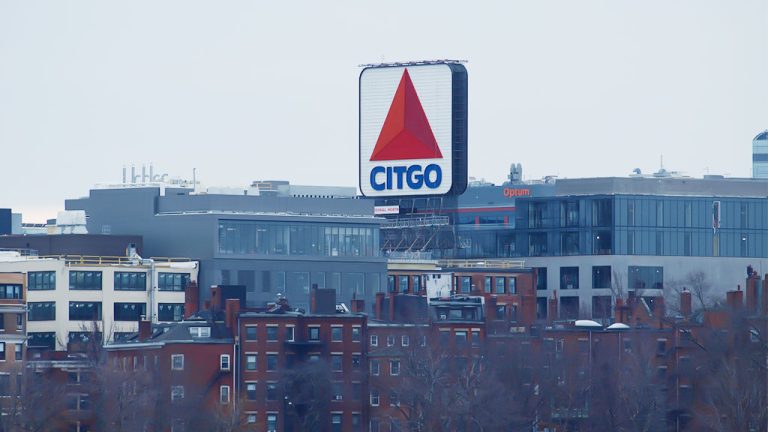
[310,284,318,314]
[680,289,692,318]
[520,290,536,326]
[726,286,743,310]
[138,319,152,341]
[746,275,759,314]
[548,291,558,324]
[225,298,240,331]
[375,293,385,320]
[184,281,199,319]
[654,295,665,318]
[210,286,222,310]
[350,299,365,313]
[389,292,396,322]
[615,297,625,323]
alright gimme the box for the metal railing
[38,255,193,265]
[438,259,526,269]
[381,216,450,229]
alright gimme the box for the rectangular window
[560,267,579,290]
[28,332,55,350]
[387,275,396,293]
[158,273,190,292]
[14,344,21,360]
[495,277,505,294]
[266,354,278,371]
[171,386,184,401]
[332,383,343,401]
[398,275,409,293]
[0,285,21,299]
[158,303,184,322]
[352,354,361,369]
[352,327,361,342]
[390,360,400,376]
[69,271,102,290]
[171,354,184,370]
[592,266,611,289]
[113,303,147,321]
[246,326,257,341]
[628,266,663,290]
[484,276,492,293]
[220,354,230,371]
[309,327,320,341]
[69,302,102,320]
[219,385,230,404]
[331,327,343,342]
[113,272,147,291]
[387,335,395,347]
[246,354,257,371]
[560,297,579,320]
[370,335,378,347]
[459,276,472,294]
[471,330,481,346]
[535,268,547,290]
[592,296,612,319]
[370,389,380,406]
[267,414,278,432]
[0,343,4,361]
[69,331,102,345]
[401,335,409,347]
[28,302,56,321]
[266,326,278,342]
[412,275,422,292]
[246,383,256,400]
[266,382,278,401]
[455,331,468,345]
[332,354,343,371]
[285,326,295,342]
[370,359,380,376]
[27,271,55,290]
[561,232,579,255]
[508,277,517,294]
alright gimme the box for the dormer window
[189,326,211,338]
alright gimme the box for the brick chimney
[520,291,536,326]
[350,298,365,313]
[138,319,152,341]
[310,284,318,314]
[615,297,627,323]
[210,286,222,310]
[746,275,759,314]
[680,289,692,318]
[726,286,744,310]
[375,293,385,320]
[224,298,240,331]
[389,292,396,322]
[184,281,199,319]
[548,291,558,324]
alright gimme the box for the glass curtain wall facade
[515,195,768,258]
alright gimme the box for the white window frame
[401,335,409,347]
[220,385,230,404]
[246,412,258,424]
[370,389,380,406]
[285,325,295,342]
[171,385,184,401]
[171,354,184,371]
[245,353,258,371]
[370,334,378,347]
[390,359,400,376]
[387,335,395,347]
[370,359,380,376]
[220,354,231,371]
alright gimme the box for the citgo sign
[359,62,467,197]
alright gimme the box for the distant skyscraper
[754,130,768,179]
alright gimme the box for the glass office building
[754,130,768,179]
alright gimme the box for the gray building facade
[65,187,386,312]
[754,130,768,179]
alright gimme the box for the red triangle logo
[369,69,443,161]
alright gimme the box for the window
[220,354,230,371]
[413,275,422,292]
[387,275,396,293]
[158,303,184,322]
[28,271,55,290]
[113,272,146,291]
[561,232,579,255]
[266,414,278,432]
[247,414,257,424]
[419,335,427,347]
[266,382,278,401]
[387,335,395,347]
[158,273,190,292]
[171,385,184,401]
[220,385,230,404]
[389,390,399,407]
[0,284,21,299]
[352,413,362,432]
[459,276,472,294]
[560,267,579,290]
[484,276,492,293]
[352,354,361,369]
[14,344,21,361]
[508,277,517,294]
[398,275,409,293]
[370,359,380,376]
[352,327,361,342]
[68,331,102,345]
[535,267,547,290]
[246,383,257,400]
[332,413,342,432]
[592,296,612,319]
[69,302,102,320]
[332,354,343,371]
[189,326,211,338]
[332,382,343,401]
[390,360,400,376]
[628,266,663,290]
[495,277,505,294]
[370,335,378,347]
[285,326,295,341]
[28,302,56,321]
[69,271,102,290]
[495,305,506,320]
[171,354,184,371]
[266,326,278,341]
[0,343,4,361]
[370,389,380,406]
[370,418,380,432]
[455,331,468,346]
[28,332,55,350]
[332,327,343,342]
[246,326,257,341]
[113,303,147,321]
[246,354,257,370]
[592,266,611,289]
[560,297,579,320]
[309,327,320,341]
[401,335,409,347]
[266,354,278,371]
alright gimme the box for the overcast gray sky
[1,1,767,221]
